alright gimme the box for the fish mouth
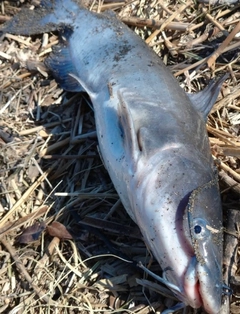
[183,257,202,309]
[184,256,222,313]
[184,280,202,309]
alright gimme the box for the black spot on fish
[113,44,132,62]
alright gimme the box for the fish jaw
[197,259,223,313]
[184,255,223,312]
[130,152,223,312]
[183,257,203,308]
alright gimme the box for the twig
[219,170,240,195]
[0,237,56,305]
[0,166,56,229]
[0,15,11,23]
[145,1,191,44]
[174,41,240,76]
[34,237,60,274]
[0,206,48,237]
[42,154,98,159]
[39,137,70,157]
[54,192,119,198]
[0,80,34,114]
[207,21,240,69]
[202,7,226,32]
[121,16,190,31]
[1,72,32,90]
[214,156,240,184]
[18,118,72,136]
[5,33,32,46]
[211,87,240,113]
[101,2,125,11]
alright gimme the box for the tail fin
[0,0,83,36]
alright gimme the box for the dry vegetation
[0,0,240,313]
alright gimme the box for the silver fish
[0,0,230,312]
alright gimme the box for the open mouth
[184,256,224,313]
[184,276,203,309]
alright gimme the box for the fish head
[131,155,225,313]
[183,173,224,313]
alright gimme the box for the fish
[0,1,230,312]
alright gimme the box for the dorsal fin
[187,75,228,122]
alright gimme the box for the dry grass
[0,0,240,313]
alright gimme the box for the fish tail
[0,0,87,93]
[0,0,84,36]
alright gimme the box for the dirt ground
[0,0,240,313]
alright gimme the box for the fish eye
[191,218,210,240]
[194,225,202,234]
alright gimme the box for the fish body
[1,1,227,312]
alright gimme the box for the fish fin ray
[187,74,228,122]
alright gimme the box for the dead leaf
[17,221,46,244]
[47,221,72,240]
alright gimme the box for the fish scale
[0,1,230,312]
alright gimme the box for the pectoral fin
[187,74,228,122]
[117,92,140,166]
